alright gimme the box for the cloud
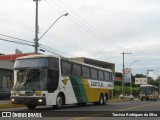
[0,0,160,75]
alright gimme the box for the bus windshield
[13,69,47,91]
[140,87,152,95]
[14,58,48,69]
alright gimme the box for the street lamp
[37,13,68,53]
[128,60,140,68]
[39,13,69,40]
[33,0,69,54]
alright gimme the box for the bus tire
[26,105,36,110]
[103,94,108,105]
[55,94,63,109]
[99,94,104,105]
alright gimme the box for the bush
[114,85,139,97]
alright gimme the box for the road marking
[68,102,160,120]
[116,102,160,111]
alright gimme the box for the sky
[0,0,160,78]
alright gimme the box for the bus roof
[140,84,158,88]
[16,54,60,60]
[16,55,113,72]
[61,58,112,72]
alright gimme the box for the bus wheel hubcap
[57,96,62,108]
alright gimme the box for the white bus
[139,84,159,101]
[11,55,114,109]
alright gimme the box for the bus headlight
[38,99,43,103]
[11,99,15,102]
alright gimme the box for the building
[114,77,122,82]
[0,60,14,89]
[0,52,37,89]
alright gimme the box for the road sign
[124,68,131,83]
[135,78,147,84]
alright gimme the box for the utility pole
[158,76,160,96]
[121,52,131,98]
[33,0,40,54]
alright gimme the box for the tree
[115,72,122,78]
[148,78,159,87]
[134,74,146,78]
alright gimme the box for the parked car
[125,94,135,100]
[119,94,123,99]
[0,87,11,99]
[119,94,135,100]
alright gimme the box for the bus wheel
[26,105,36,110]
[103,94,108,105]
[99,94,104,105]
[55,95,63,109]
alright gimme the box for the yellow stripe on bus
[82,79,110,103]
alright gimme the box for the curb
[109,98,140,102]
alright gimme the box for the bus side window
[104,72,109,81]
[61,61,71,75]
[109,73,113,82]
[49,58,59,69]
[82,66,90,78]
[90,68,97,79]
[98,70,104,80]
[73,64,81,76]
[47,69,59,93]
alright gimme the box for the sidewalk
[0,99,24,109]
[110,97,140,102]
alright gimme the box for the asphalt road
[0,100,160,120]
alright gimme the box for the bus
[11,55,114,109]
[139,84,159,101]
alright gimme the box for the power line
[0,12,34,32]
[0,33,34,43]
[44,0,113,45]
[0,38,33,47]
[39,44,76,58]
[54,0,125,50]
[0,34,76,58]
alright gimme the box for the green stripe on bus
[69,76,88,103]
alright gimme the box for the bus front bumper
[11,96,46,106]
